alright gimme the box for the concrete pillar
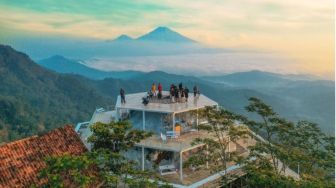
[142,110,145,130]
[196,109,199,129]
[180,151,183,182]
[141,147,145,171]
[172,113,175,132]
[116,107,120,121]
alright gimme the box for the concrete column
[196,109,199,129]
[116,107,120,121]
[142,110,145,130]
[141,147,145,171]
[172,113,175,132]
[180,151,183,182]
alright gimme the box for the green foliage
[0,45,112,143]
[87,121,164,188]
[88,121,152,152]
[38,121,169,187]
[39,154,97,188]
[240,97,335,187]
[185,106,248,186]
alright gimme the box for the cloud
[83,52,303,76]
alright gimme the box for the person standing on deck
[158,83,163,99]
[151,83,157,96]
[184,87,189,102]
[193,85,198,97]
[170,84,175,102]
[174,85,179,102]
[120,88,126,104]
[179,82,183,92]
[158,83,162,94]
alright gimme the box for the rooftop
[0,125,88,187]
[116,91,218,113]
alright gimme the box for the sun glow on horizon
[0,0,334,79]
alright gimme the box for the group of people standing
[150,82,163,98]
[121,82,201,105]
[169,83,189,102]
[149,82,201,102]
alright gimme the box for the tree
[87,121,170,188]
[241,97,335,187]
[87,121,152,152]
[185,106,248,186]
[39,121,171,187]
[38,154,100,188]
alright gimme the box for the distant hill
[202,70,293,88]
[202,70,322,88]
[0,45,112,142]
[202,71,334,133]
[38,55,144,80]
[0,45,334,143]
[112,34,133,42]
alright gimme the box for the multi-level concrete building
[76,91,257,187]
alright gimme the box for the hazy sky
[0,0,334,78]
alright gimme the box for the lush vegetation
[240,97,334,187]
[39,121,172,188]
[185,97,334,187]
[184,106,249,185]
[0,45,112,143]
[39,97,334,187]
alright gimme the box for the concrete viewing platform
[116,91,218,113]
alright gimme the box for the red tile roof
[0,125,88,188]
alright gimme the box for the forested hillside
[0,45,334,142]
[0,45,111,142]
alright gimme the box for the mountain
[0,45,112,142]
[137,26,195,43]
[111,34,133,42]
[38,55,144,80]
[6,27,220,59]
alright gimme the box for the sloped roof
[0,125,88,187]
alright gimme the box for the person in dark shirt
[120,88,126,104]
[184,87,189,101]
[158,83,163,99]
[158,83,163,93]
[174,85,179,102]
[170,84,174,97]
[179,82,183,92]
[193,85,197,97]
